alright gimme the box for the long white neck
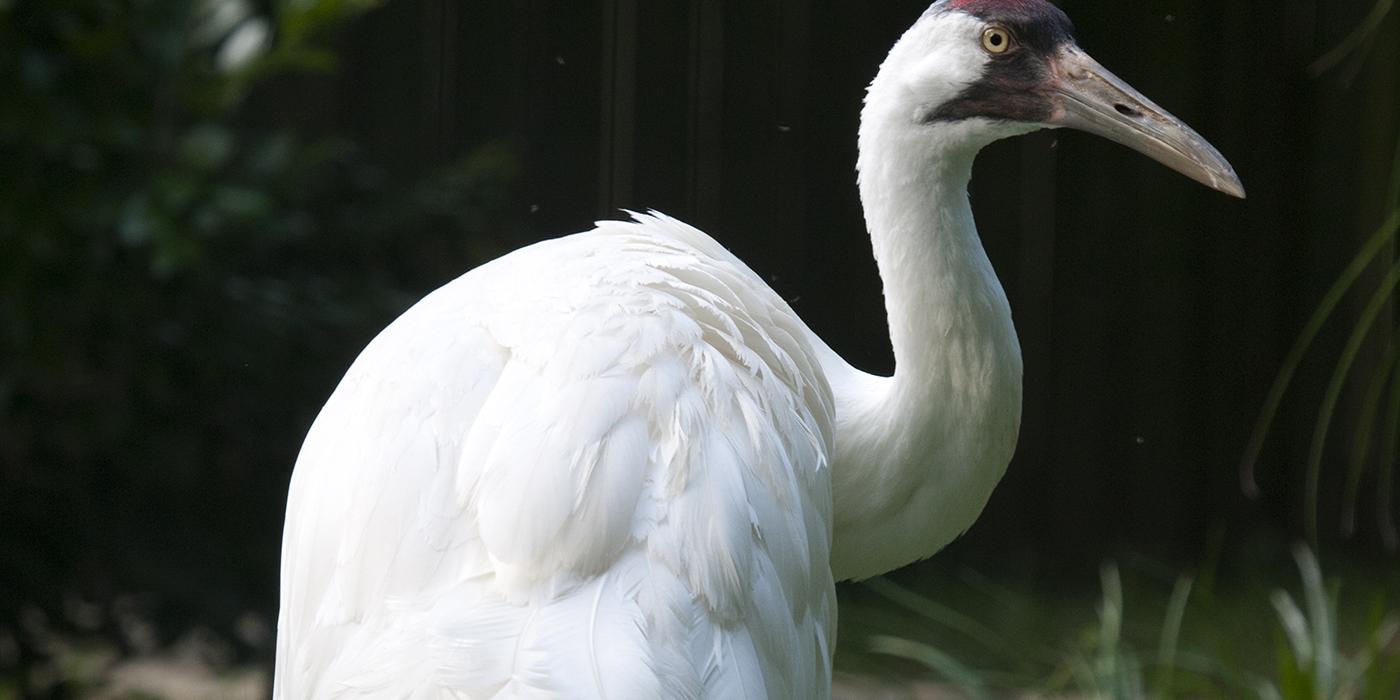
[818,91,1025,581]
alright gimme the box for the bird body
[276,213,837,697]
[275,2,1242,697]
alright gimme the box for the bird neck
[822,113,1023,581]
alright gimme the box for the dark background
[2,0,1398,692]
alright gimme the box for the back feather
[275,212,836,698]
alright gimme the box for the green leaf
[279,0,379,48]
[119,194,173,247]
[211,185,271,221]
[189,0,254,49]
[215,17,271,73]
[180,124,235,171]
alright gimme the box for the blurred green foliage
[0,0,522,692]
[838,549,1400,699]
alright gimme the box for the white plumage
[277,214,836,697]
[275,2,1241,697]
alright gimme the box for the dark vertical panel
[599,0,638,215]
[333,0,438,176]
[713,0,783,281]
[511,0,605,236]
[994,131,1059,548]
[628,1,691,216]
[609,0,726,224]
[1348,4,1400,549]
[961,130,1057,554]
[688,0,727,222]
[1319,1,1400,549]
[1372,6,1399,549]
[1227,0,1399,545]
[1284,3,1359,537]
[421,0,462,162]
[770,0,810,270]
[1029,0,1139,558]
[798,1,927,376]
[1196,0,1313,554]
[1118,0,1212,558]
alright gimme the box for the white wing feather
[275,212,835,698]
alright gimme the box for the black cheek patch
[924,52,1056,124]
[918,1,1075,125]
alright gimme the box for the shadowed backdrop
[1,0,1396,693]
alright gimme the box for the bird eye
[981,26,1012,54]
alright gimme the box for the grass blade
[1364,608,1400,700]
[1098,563,1124,655]
[1292,545,1336,698]
[867,635,992,700]
[1241,210,1400,499]
[1309,0,1394,76]
[1154,575,1194,698]
[1091,563,1144,698]
[1379,356,1400,551]
[862,577,1013,657]
[1389,131,1400,216]
[1170,650,1283,699]
[1271,589,1313,670]
[1303,259,1400,546]
[1341,340,1400,536]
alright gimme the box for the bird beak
[1046,46,1245,198]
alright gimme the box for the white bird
[274,1,1243,697]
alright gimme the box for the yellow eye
[981,26,1012,54]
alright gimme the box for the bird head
[865,0,1244,198]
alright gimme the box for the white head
[862,0,1244,197]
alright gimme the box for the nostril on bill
[1114,103,1142,118]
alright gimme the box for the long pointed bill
[1047,46,1245,198]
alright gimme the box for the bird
[273,1,1243,697]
